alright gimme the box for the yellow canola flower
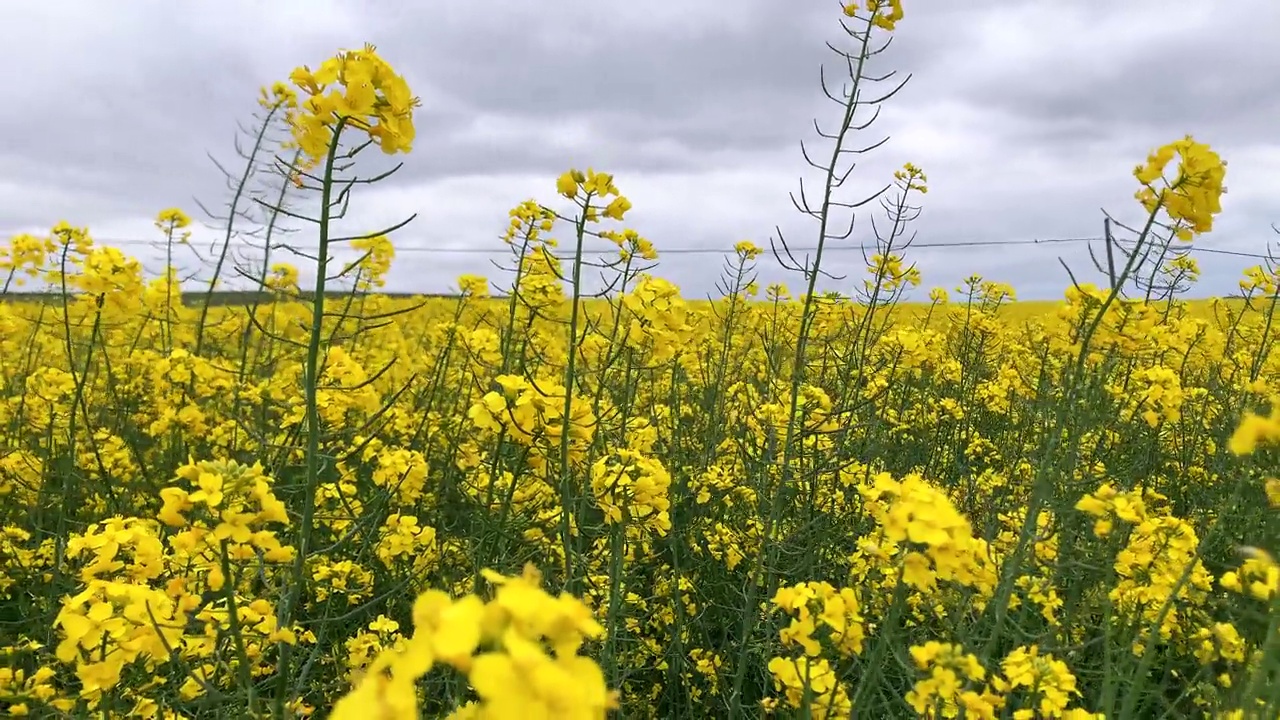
[1228,401,1280,455]
[285,44,419,158]
[331,565,615,720]
[1133,135,1226,241]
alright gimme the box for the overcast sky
[3,0,1279,300]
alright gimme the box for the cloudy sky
[3,0,1279,300]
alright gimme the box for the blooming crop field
[3,3,1280,719]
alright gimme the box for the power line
[5,234,1101,251]
[386,235,1108,255]
[7,232,1276,261]
[12,234,1106,253]
[1186,247,1273,259]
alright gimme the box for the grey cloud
[2,0,1278,301]
[931,2,1280,150]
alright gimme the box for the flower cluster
[1133,135,1227,240]
[589,449,673,536]
[555,168,632,222]
[763,656,852,719]
[331,565,615,719]
[1077,483,1213,651]
[905,642,999,718]
[287,44,418,157]
[619,275,693,366]
[855,472,997,597]
[468,374,596,472]
[772,581,866,658]
[843,0,906,31]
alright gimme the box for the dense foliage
[3,3,1278,718]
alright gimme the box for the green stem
[274,116,347,716]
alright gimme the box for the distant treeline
[0,290,1254,307]
[0,291,482,306]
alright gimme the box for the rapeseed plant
[5,2,1280,718]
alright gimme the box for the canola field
[4,3,1280,719]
